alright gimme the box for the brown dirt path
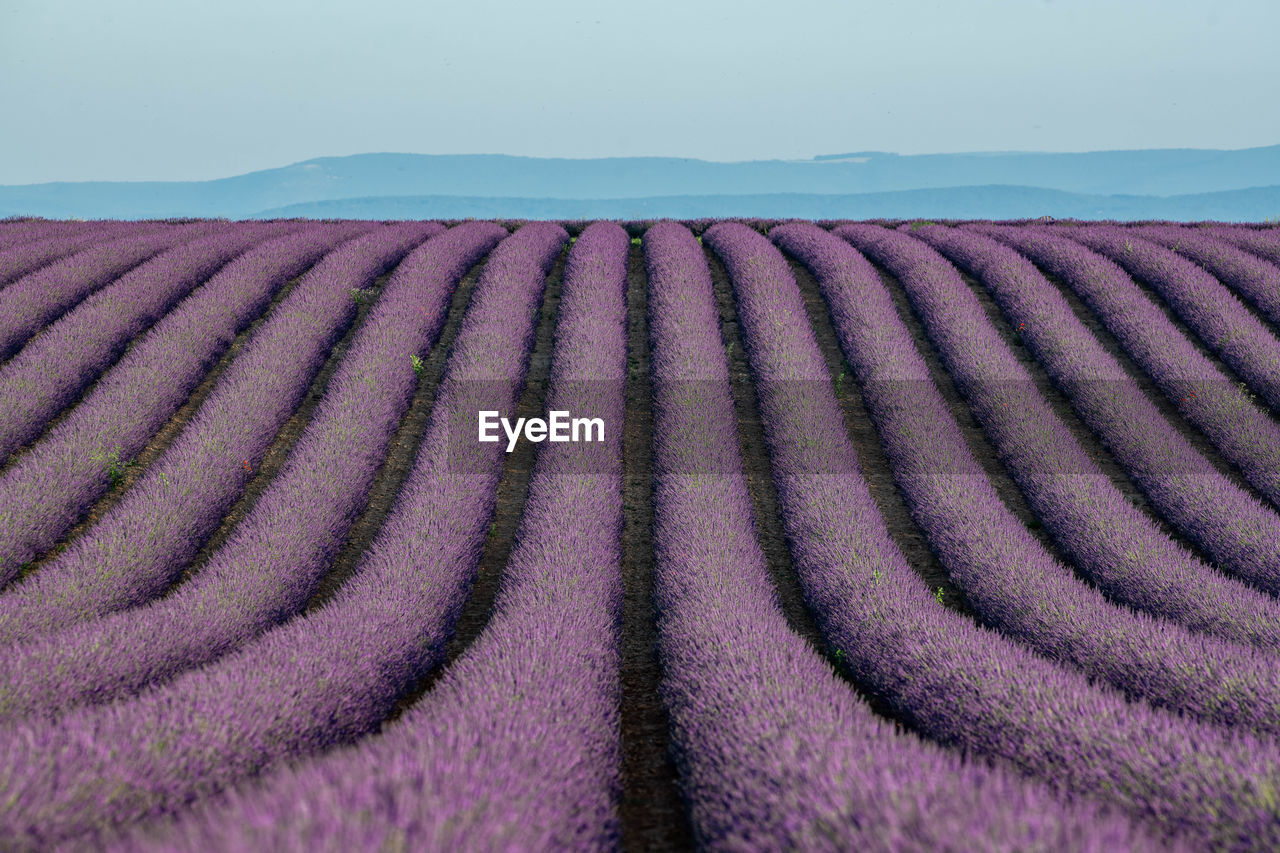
[306,254,495,612]
[783,254,972,616]
[618,241,695,852]
[704,246,827,649]
[382,243,567,724]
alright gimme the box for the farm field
[2,217,1280,850]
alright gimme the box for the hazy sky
[2,0,1277,183]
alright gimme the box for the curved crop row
[0,221,231,363]
[0,222,412,647]
[907,224,1280,647]
[767,221,1280,849]
[1210,224,1280,270]
[0,222,566,849]
[0,226,316,586]
[0,222,505,722]
[0,222,298,466]
[972,223,1280,589]
[1132,224,1280,331]
[0,222,155,287]
[636,220,1158,850]
[831,223,1280,734]
[0,224,376,585]
[1061,226,1280,413]
[119,220,627,852]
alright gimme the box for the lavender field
[3,216,1280,851]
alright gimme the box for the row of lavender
[117,220,630,850]
[764,222,1280,849]
[911,224,1280,627]
[828,221,1280,742]
[976,224,1280,524]
[668,221,1156,849]
[0,219,145,254]
[1063,226,1280,414]
[0,221,304,582]
[0,221,389,635]
[0,220,170,288]
[0,223,509,721]
[0,222,565,847]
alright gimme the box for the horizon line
[5,143,1279,188]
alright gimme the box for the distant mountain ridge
[253,185,1280,223]
[2,147,1278,220]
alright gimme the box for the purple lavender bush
[115,220,627,852]
[824,223,1280,736]
[904,223,1280,647]
[0,221,416,645]
[1060,225,1280,413]
[0,221,299,462]
[758,221,1280,849]
[0,221,158,287]
[972,223,1280,589]
[1209,224,1280,272]
[1133,224,1280,331]
[639,220,1163,850]
[0,222,237,364]
[0,219,110,251]
[0,221,505,721]
[0,222,565,848]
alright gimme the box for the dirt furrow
[784,255,971,616]
[383,243,567,723]
[704,246,827,650]
[305,255,494,611]
[867,261,1073,565]
[618,241,694,852]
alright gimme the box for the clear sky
[2,0,1277,184]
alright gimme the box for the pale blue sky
[2,0,1277,183]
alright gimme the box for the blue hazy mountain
[2,147,1279,220]
[253,185,1280,223]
